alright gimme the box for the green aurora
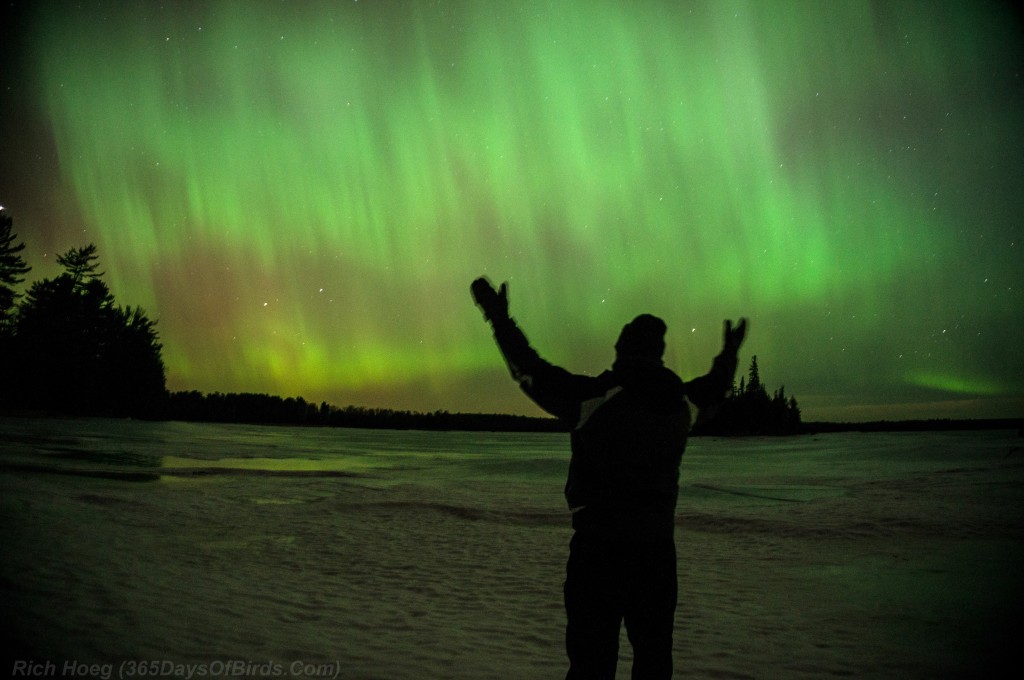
[1,0,1021,421]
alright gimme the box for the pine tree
[745,356,761,393]
[0,210,32,406]
[56,244,104,291]
[747,355,764,396]
[696,355,802,435]
[0,209,31,328]
[787,396,802,429]
[15,243,165,415]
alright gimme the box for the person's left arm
[685,318,747,415]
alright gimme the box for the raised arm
[471,277,593,422]
[685,318,748,413]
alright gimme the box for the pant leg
[623,539,677,680]
[564,532,626,680]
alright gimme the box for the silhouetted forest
[694,355,803,435]
[1,212,165,417]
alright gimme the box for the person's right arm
[471,277,592,423]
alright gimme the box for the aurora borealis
[1,1,1021,421]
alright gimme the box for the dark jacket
[489,316,737,537]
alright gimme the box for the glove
[471,277,509,322]
[723,318,748,352]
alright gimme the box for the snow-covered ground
[2,418,1020,678]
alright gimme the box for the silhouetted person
[471,277,746,680]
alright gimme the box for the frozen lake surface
[2,417,1021,679]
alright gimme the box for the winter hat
[615,314,666,359]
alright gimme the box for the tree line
[0,211,166,416]
[693,355,803,435]
[163,391,565,431]
[2,209,801,433]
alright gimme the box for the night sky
[1,1,1021,422]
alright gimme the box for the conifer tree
[57,244,103,290]
[787,396,801,429]
[0,209,31,328]
[15,243,165,415]
[747,356,759,392]
[0,210,31,406]
[695,354,802,435]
